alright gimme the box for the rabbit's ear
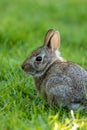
[44,29,60,50]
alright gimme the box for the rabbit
[21,29,87,110]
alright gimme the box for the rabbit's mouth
[27,71,42,77]
[28,69,46,77]
[27,71,35,76]
[21,62,44,77]
[22,62,34,72]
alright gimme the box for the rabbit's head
[22,29,62,77]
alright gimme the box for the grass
[0,0,87,129]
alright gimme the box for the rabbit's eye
[36,56,42,61]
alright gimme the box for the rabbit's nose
[21,64,25,70]
[21,63,30,72]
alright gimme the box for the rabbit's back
[67,62,87,88]
[66,62,87,104]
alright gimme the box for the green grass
[0,0,87,129]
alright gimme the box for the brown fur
[22,29,87,110]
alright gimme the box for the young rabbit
[22,29,87,110]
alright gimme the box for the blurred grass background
[0,0,87,129]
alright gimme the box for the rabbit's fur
[22,29,87,110]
